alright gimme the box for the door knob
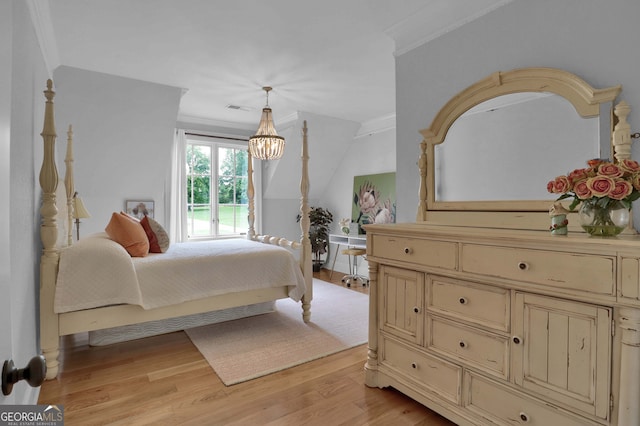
[2,356,46,396]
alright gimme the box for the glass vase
[578,199,630,237]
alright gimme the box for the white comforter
[54,233,306,313]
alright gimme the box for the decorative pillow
[146,216,170,253]
[140,215,162,253]
[104,212,149,257]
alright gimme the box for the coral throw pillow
[105,212,149,257]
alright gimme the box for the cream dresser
[364,223,640,425]
[364,67,640,426]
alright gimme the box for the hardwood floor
[38,270,455,425]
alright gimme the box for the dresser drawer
[380,335,461,404]
[428,276,510,332]
[370,235,457,270]
[461,244,614,295]
[427,316,509,379]
[464,372,599,426]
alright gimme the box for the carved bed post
[64,125,74,246]
[247,149,256,240]
[39,80,60,380]
[300,120,312,322]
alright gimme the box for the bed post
[64,125,74,246]
[300,120,312,322]
[39,80,61,380]
[247,149,256,240]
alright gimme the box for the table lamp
[72,192,91,240]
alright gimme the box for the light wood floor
[38,269,455,425]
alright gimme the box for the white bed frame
[38,80,313,380]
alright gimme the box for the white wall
[320,127,396,275]
[395,0,640,224]
[2,0,50,405]
[261,113,360,243]
[52,66,183,237]
[0,0,14,405]
[259,116,395,276]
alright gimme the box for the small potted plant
[298,206,333,272]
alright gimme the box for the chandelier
[248,86,285,160]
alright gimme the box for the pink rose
[547,180,555,193]
[597,163,623,178]
[551,176,571,194]
[567,168,589,185]
[609,180,633,200]
[620,159,640,175]
[587,176,615,197]
[573,180,592,199]
[633,175,640,191]
[588,158,605,168]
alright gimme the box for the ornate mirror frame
[417,67,633,230]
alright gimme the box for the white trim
[185,131,248,145]
[26,0,60,78]
[184,135,259,239]
[278,111,300,127]
[389,0,514,57]
[177,113,255,131]
[355,113,396,139]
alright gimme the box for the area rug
[185,279,369,386]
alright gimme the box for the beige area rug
[185,279,369,386]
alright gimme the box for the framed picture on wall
[352,172,396,234]
[125,200,154,219]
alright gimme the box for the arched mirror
[417,67,629,230]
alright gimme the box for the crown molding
[177,113,255,131]
[387,0,514,57]
[355,113,396,139]
[277,111,300,125]
[26,0,60,78]
[178,109,300,134]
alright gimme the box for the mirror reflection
[434,92,605,202]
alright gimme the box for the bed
[38,80,314,380]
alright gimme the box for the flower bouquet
[547,159,640,236]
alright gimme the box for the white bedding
[54,233,306,313]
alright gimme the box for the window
[186,135,249,239]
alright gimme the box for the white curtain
[170,129,188,242]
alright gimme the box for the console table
[328,234,366,278]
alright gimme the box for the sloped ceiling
[31,0,513,202]
[38,0,512,134]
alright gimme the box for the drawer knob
[513,336,521,344]
[411,362,417,369]
[519,412,529,422]
[518,261,529,271]
[404,247,412,254]
[413,307,419,313]
[459,340,467,348]
[459,297,467,305]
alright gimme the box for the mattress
[55,233,306,313]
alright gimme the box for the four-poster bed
[38,80,313,380]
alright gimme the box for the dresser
[364,223,640,426]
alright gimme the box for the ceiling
[42,0,512,134]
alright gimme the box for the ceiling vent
[226,104,253,112]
